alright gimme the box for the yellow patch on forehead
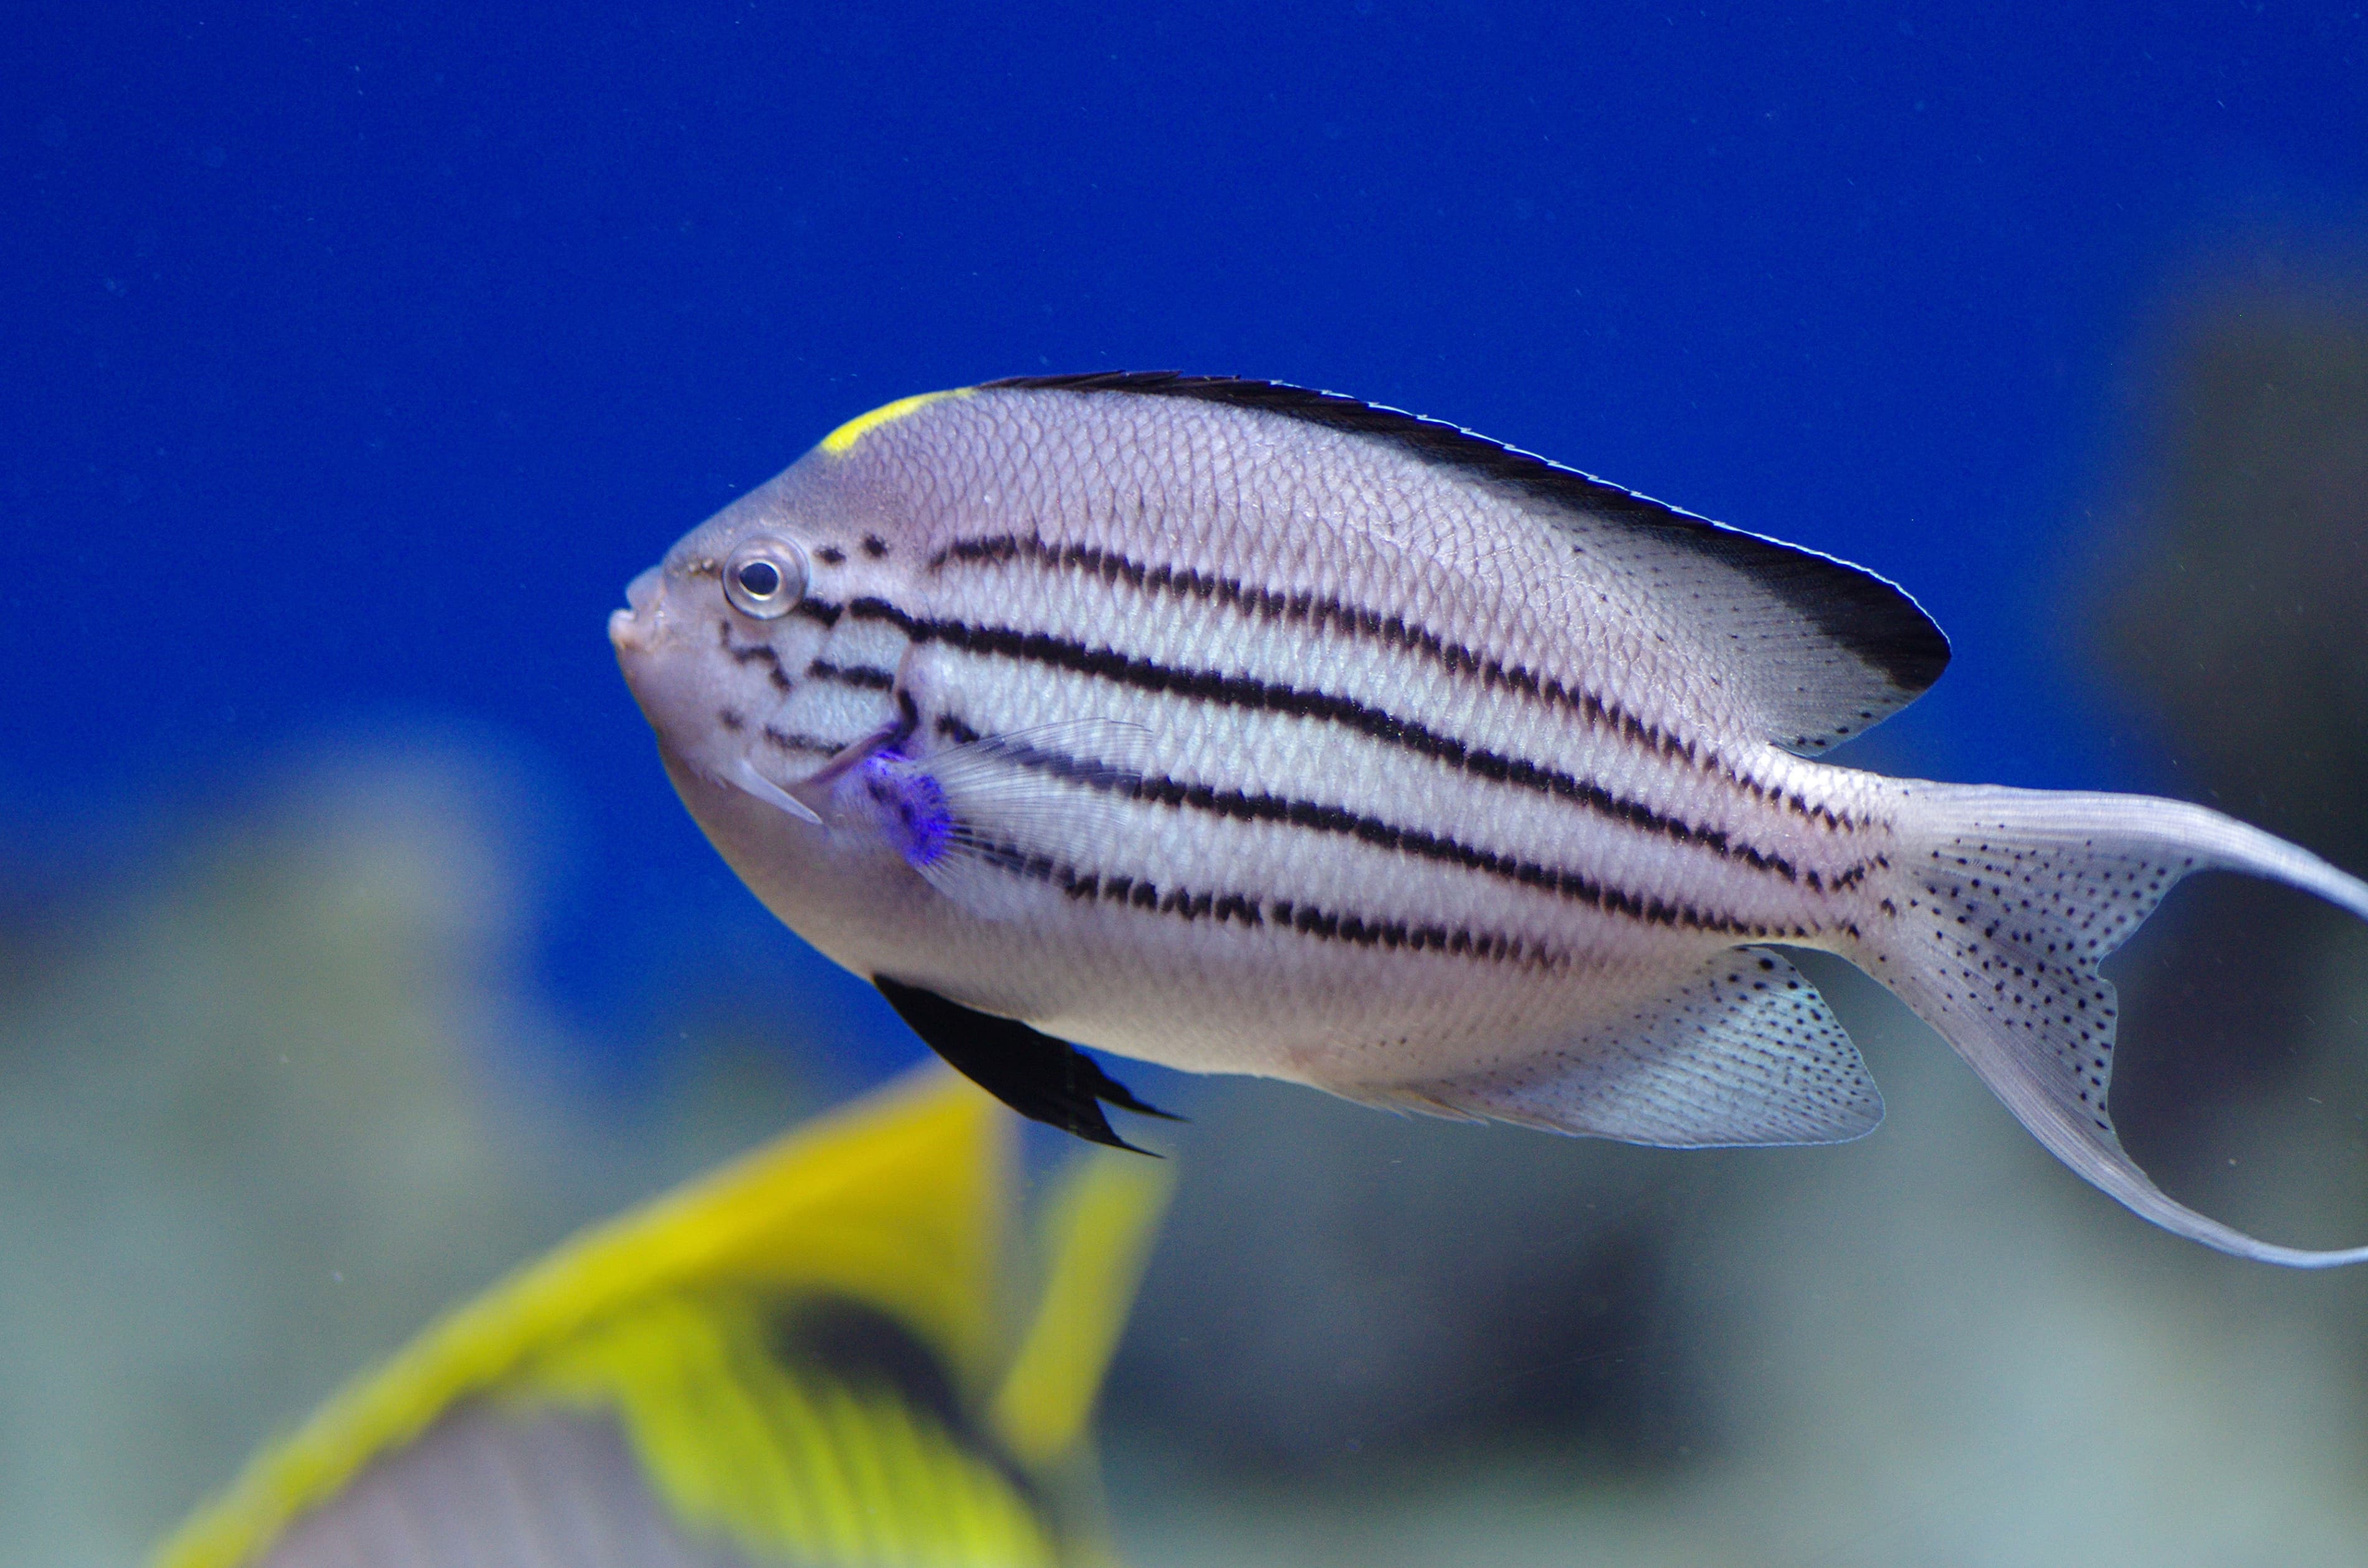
[819,388,971,456]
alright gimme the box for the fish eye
[721,536,808,620]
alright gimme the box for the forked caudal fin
[1874,782,2368,1267]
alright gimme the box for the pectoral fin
[874,977,1181,1153]
[1368,947,1883,1147]
[854,719,1150,921]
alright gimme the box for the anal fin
[874,977,1181,1152]
[1375,948,1883,1147]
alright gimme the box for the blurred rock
[2092,296,2368,1195]
[2105,298,2368,862]
[1109,1076,1701,1473]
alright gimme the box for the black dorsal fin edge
[981,372,1951,705]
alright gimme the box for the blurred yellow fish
[151,1070,1170,1568]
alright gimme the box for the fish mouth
[609,566,668,654]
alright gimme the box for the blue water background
[7,2,2364,1081]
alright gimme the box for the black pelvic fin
[873,977,1180,1153]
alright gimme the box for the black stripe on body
[761,726,841,756]
[719,620,795,693]
[927,532,1852,831]
[933,716,1830,940]
[807,658,897,691]
[965,835,1567,971]
[830,594,1818,879]
[924,535,1847,814]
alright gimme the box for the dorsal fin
[983,372,1950,754]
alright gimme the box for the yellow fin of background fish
[993,1154,1172,1468]
[152,1068,1170,1568]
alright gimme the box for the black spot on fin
[771,1300,1044,1500]
[873,976,1180,1152]
[984,371,1951,753]
[773,1300,966,1432]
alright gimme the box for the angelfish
[610,373,2368,1267]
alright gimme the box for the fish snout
[609,566,671,655]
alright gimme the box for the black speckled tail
[1871,784,2368,1268]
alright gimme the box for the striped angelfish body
[613,374,2368,1268]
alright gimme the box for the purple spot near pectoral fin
[903,776,956,867]
[860,753,958,869]
[866,719,1150,922]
